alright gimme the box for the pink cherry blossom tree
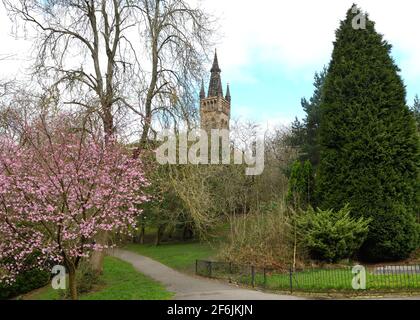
[0,115,148,299]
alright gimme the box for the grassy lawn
[207,266,420,292]
[266,269,420,291]
[125,241,217,273]
[24,256,174,300]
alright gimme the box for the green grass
[272,269,420,291]
[262,269,355,291]
[24,256,174,300]
[207,267,420,292]
[125,241,217,272]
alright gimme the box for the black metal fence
[196,260,420,293]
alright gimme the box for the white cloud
[202,0,420,80]
[0,4,33,79]
[260,114,295,132]
[1,1,419,91]
[233,104,294,131]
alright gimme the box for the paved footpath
[110,249,304,300]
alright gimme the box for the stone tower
[200,51,231,132]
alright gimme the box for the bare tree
[127,0,215,146]
[3,0,215,142]
[2,0,142,139]
[0,54,15,98]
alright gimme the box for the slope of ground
[125,241,217,273]
[111,248,304,300]
[23,256,174,300]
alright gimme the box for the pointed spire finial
[225,83,231,103]
[208,49,223,97]
[211,49,221,73]
[200,79,206,100]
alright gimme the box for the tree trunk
[140,225,145,244]
[155,225,165,246]
[68,268,78,300]
[103,104,114,140]
[183,224,193,241]
[140,33,158,148]
[90,251,104,274]
[90,111,113,273]
[167,226,174,241]
[90,231,108,274]
[140,118,152,148]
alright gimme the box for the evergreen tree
[300,67,327,168]
[412,96,420,223]
[287,160,314,209]
[287,117,306,149]
[317,6,420,261]
[411,95,420,132]
[285,68,326,183]
[287,68,326,169]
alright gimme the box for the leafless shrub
[218,200,302,270]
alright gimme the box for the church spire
[208,50,223,97]
[200,79,206,100]
[211,49,221,72]
[199,50,231,132]
[225,83,231,103]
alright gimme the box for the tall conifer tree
[301,67,327,169]
[411,95,420,132]
[317,5,420,261]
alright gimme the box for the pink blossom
[0,116,148,283]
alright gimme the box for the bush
[0,268,50,300]
[296,205,371,263]
[59,262,103,299]
[218,201,297,270]
[0,252,51,299]
[359,205,419,261]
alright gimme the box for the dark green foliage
[317,6,420,261]
[0,268,50,300]
[287,160,314,208]
[300,68,327,168]
[287,117,306,149]
[286,69,326,171]
[59,262,103,299]
[296,205,371,263]
[359,205,419,260]
[410,98,420,223]
[411,95,420,132]
[0,252,51,299]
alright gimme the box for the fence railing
[195,260,420,293]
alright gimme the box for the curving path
[110,249,304,300]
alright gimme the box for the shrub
[75,264,102,294]
[296,205,371,263]
[218,200,297,270]
[58,262,103,300]
[0,268,49,300]
[359,205,419,261]
[0,252,51,299]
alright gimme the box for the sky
[1,0,420,130]
[201,0,420,129]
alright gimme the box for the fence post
[289,266,293,294]
[208,261,212,278]
[195,260,198,275]
[251,266,255,288]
